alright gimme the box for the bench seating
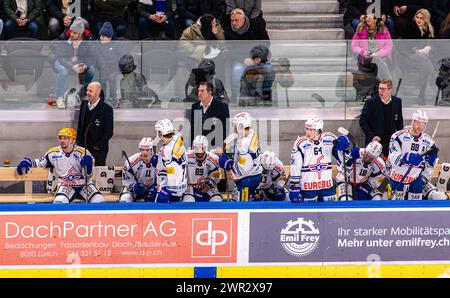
[0,165,444,203]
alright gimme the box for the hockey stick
[434,88,441,106]
[83,122,94,202]
[121,150,140,183]
[394,78,402,97]
[334,127,352,201]
[391,147,439,199]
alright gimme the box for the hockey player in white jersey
[16,128,104,203]
[183,135,223,202]
[154,119,187,203]
[289,118,350,202]
[254,151,287,201]
[218,112,262,201]
[119,137,158,202]
[388,110,439,200]
[336,141,388,200]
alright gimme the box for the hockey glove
[193,188,204,201]
[402,152,423,166]
[219,156,233,171]
[350,147,360,160]
[156,186,171,203]
[133,182,146,195]
[81,155,94,175]
[274,187,286,201]
[150,155,158,167]
[335,135,350,151]
[289,185,302,203]
[425,151,438,166]
[145,184,158,202]
[17,158,32,176]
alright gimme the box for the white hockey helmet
[365,141,382,158]
[412,110,428,124]
[259,151,277,170]
[155,119,174,138]
[305,118,324,131]
[139,137,153,150]
[193,135,208,154]
[233,112,252,135]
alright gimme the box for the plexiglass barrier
[0,39,449,110]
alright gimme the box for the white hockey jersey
[231,129,262,180]
[157,135,187,196]
[388,126,437,183]
[336,149,387,188]
[258,158,286,190]
[122,152,157,189]
[32,145,93,187]
[290,132,337,191]
[186,150,221,189]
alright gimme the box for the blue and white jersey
[290,132,337,191]
[231,129,262,180]
[258,158,286,190]
[157,136,187,196]
[122,152,157,190]
[388,126,437,183]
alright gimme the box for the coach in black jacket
[190,81,230,148]
[359,80,403,157]
[77,82,114,166]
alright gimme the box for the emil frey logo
[280,218,320,257]
[192,219,232,258]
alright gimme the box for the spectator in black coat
[439,12,450,38]
[77,82,114,166]
[190,81,230,148]
[432,0,450,32]
[360,79,403,158]
[90,0,127,37]
[137,0,176,39]
[392,0,432,38]
[44,0,91,39]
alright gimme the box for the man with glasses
[360,79,404,158]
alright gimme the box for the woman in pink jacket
[352,13,393,83]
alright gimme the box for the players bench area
[0,163,448,203]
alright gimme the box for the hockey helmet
[233,112,252,135]
[259,151,277,170]
[58,127,77,141]
[193,135,208,154]
[118,54,136,74]
[139,137,153,150]
[365,141,382,159]
[305,118,323,131]
[412,110,428,124]
[155,119,174,138]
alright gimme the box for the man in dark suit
[76,82,114,166]
[190,81,230,149]
[360,79,403,158]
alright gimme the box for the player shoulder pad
[74,146,92,157]
[249,132,260,153]
[172,136,186,160]
[322,132,337,139]
[46,146,60,154]
[294,136,308,147]
[373,157,386,171]
[129,153,142,167]
[207,152,219,166]
[392,127,408,138]
[187,150,195,159]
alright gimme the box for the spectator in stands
[179,14,225,75]
[96,22,125,108]
[359,79,403,158]
[431,0,449,33]
[44,0,90,40]
[190,81,229,148]
[176,0,225,29]
[90,0,127,38]
[49,17,95,108]
[137,0,176,39]
[76,82,114,167]
[0,18,3,38]
[392,0,432,38]
[438,12,450,38]
[351,13,393,82]
[238,44,275,107]
[224,8,269,103]
[3,0,41,39]
[344,0,395,38]
[225,0,262,20]
[397,8,436,105]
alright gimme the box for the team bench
[0,165,444,203]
